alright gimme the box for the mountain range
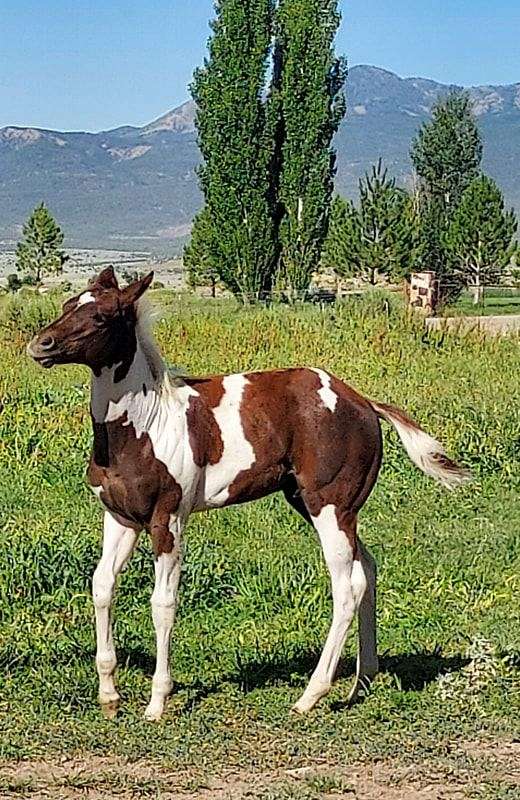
[1,65,519,253]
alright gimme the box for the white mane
[136,299,185,395]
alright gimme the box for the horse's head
[28,266,153,373]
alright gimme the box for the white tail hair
[371,401,471,490]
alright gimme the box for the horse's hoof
[144,703,165,722]
[291,694,322,714]
[292,681,330,715]
[291,701,310,715]
[100,699,120,720]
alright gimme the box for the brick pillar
[409,271,438,315]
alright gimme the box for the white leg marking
[348,538,378,704]
[93,512,139,708]
[204,374,256,507]
[77,291,96,307]
[144,516,183,721]
[312,369,338,413]
[293,504,356,714]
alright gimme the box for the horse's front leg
[145,512,184,721]
[93,511,140,717]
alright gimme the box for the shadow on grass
[120,645,471,704]
[379,651,470,691]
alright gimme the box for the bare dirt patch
[1,741,518,799]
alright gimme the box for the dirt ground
[1,741,519,799]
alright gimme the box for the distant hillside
[0,65,518,252]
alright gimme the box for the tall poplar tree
[274,0,347,294]
[190,0,277,301]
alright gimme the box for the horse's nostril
[40,336,55,350]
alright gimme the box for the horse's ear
[90,265,119,290]
[121,272,154,306]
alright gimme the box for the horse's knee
[92,567,114,609]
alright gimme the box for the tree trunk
[473,263,483,305]
[472,284,483,305]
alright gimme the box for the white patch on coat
[203,374,255,508]
[312,368,338,413]
[293,504,355,714]
[91,485,103,501]
[311,504,353,572]
[77,291,96,307]
[145,515,182,720]
[90,338,200,515]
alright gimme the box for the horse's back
[186,367,382,513]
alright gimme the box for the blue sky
[0,1,518,132]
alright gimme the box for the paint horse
[28,267,469,720]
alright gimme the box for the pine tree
[323,161,413,285]
[184,207,220,297]
[411,92,482,213]
[357,160,411,284]
[16,203,68,284]
[274,0,347,295]
[410,92,483,298]
[189,0,277,301]
[321,195,363,278]
[445,175,517,303]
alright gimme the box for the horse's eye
[93,312,105,324]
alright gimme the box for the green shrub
[0,291,61,336]
[6,273,22,293]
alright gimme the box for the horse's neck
[90,340,166,433]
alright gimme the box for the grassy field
[447,287,520,317]
[0,291,519,799]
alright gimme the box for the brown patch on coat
[225,370,294,505]
[88,412,182,556]
[185,376,225,408]
[185,394,224,467]
[209,369,383,533]
[183,376,225,468]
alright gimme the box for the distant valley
[1,65,519,253]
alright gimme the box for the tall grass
[0,292,519,774]
[0,290,61,337]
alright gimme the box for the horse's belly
[199,462,286,510]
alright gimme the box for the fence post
[409,271,438,315]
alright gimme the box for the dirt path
[1,741,519,799]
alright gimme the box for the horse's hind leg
[293,504,359,714]
[348,539,378,704]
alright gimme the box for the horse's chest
[88,418,188,528]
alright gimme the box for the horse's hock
[409,271,438,314]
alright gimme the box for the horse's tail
[370,401,471,489]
